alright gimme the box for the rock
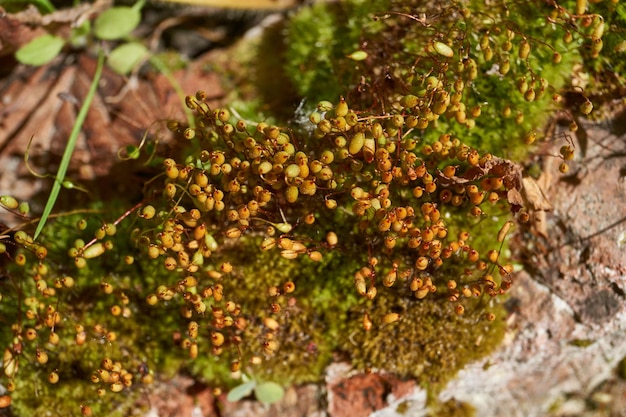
[325,362,423,417]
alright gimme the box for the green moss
[185,237,363,387]
[10,375,142,417]
[0,93,512,417]
[269,0,601,159]
[3,0,617,414]
[0,210,194,416]
[337,289,506,390]
[396,401,411,414]
[569,0,625,98]
[429,398,476,417]
[283,0,389,105]
[617,355,626,380]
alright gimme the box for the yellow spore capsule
[211,331,225,347]
[519,39,530,59]
[455,304,465,315]
[363,313,372,331]
[36,349,49,364]
[433,41,454,57]
[82,243,105,259]
[0,395,11,408]
[0,196,18,210]
[335,97,349,117]
[382,312,400,325]
[349,132,365,155]
[497,221,513,243]
[48,371,59,384]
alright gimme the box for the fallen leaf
[521,176,553,211]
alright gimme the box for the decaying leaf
[0,50,223,227]
[521,176,553,211]
[437,156,523,191]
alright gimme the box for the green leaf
[94,7,141,40]
[108,42,148,74]
[254,381,285,405]
[15,34,65,66]
[226,381,256,402]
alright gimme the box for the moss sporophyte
[0,92,515,414]
[1,0,619,414]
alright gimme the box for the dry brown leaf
[437,156,523,188]
[0,49,225,215]
[521,176,553,212]
[10,0,111,27]
[506,188,524,208]
[0,10,47,58]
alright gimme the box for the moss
[395,400,411,414]
[270,0,600,159]
[10,375,142,417]
[617,355,626,380]
[0,95,510,417]
[186,237,363,387]
[337,289,506,391]
[283,0,389,105]
[571,0,625,99]
[248,18,301,123]
[426,30,578,161]
[3,0,617,414]
[429,398,476,417]
[3,86,518,413]
[0,211,193,416]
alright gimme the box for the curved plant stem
[34,49,105,240]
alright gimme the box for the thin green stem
[34,49,105,240]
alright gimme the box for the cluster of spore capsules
[1,0,614,412]
[132,91,519,363]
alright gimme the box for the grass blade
[34,49,105,240]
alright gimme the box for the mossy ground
[2,0,623,415]
[1,211,186,416]
[338,291,506,386]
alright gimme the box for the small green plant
[13,1,196,239]
[226,374,285,405]
[15,1,147,73]
[14,1,148,240]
